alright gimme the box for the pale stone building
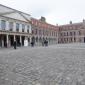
[0,4,32,47]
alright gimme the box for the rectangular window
[27,25,29,33]
[22,24,25,32]
[70,32,72,36]
[9,22,13,31]
[39,30,41,35]
[74,31,76,36]
[67,32,68,36]
[16,23,19,32]
[35,29,37,34]
[27,29,29,33]
[1,20,6,30]
[56,32,57,37]
[79,31,81,35]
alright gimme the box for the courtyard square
[0,44,85,85]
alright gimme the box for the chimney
[40,16,46,22]
[83,19,85,23]
[56,24,58,26]
[70,21,72,24]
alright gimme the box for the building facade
[1,4,85,48]
[31,17,58,46]
[58,20,85,44]
[0,4,32,48]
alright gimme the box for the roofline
[0,15,30,23]
[59,22,83,27]
[31,17,58,27]
[0,4,31,16]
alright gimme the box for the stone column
[1,35,4,47]
[6,21,9,31]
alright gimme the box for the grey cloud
[0,0,85,25]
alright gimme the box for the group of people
[13,39,48,49]
[31,41,35,47]
[42,39,48,47]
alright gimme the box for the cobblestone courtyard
[0,43,85,85]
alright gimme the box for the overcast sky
[0,0,85,25]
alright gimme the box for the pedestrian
[13,40,17,49]
[31,41,34,47]
[44,39,48,46]
[5,42,7,48]
[44,40,46,46]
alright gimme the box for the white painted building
[0,4,32,47]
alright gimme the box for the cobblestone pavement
[0,43,85,85]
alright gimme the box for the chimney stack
[70,21,72,24]
[83,19,85,23]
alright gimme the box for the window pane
[27,29,29,33]
[9,22,13,31]
[16,23,19,29]
[16,23,19,32]
[22,24,25,29]
[22,24,25,32]
[1,20,6,30]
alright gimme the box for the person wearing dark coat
[31,41,34,47]
[44,40,48,46]
[13,40,17,49]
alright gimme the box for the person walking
[44,39,48,46]
[31,41,35,47]
[13,40,17,49]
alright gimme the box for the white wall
[19,24,22,32]
[29,24,32,33]
[0,16,32,34]
[6,21,9,30]
[25,25,27,33]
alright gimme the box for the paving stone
[0,44,85,85]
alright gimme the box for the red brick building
[31,17,58,46]
[58,20,85,43]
